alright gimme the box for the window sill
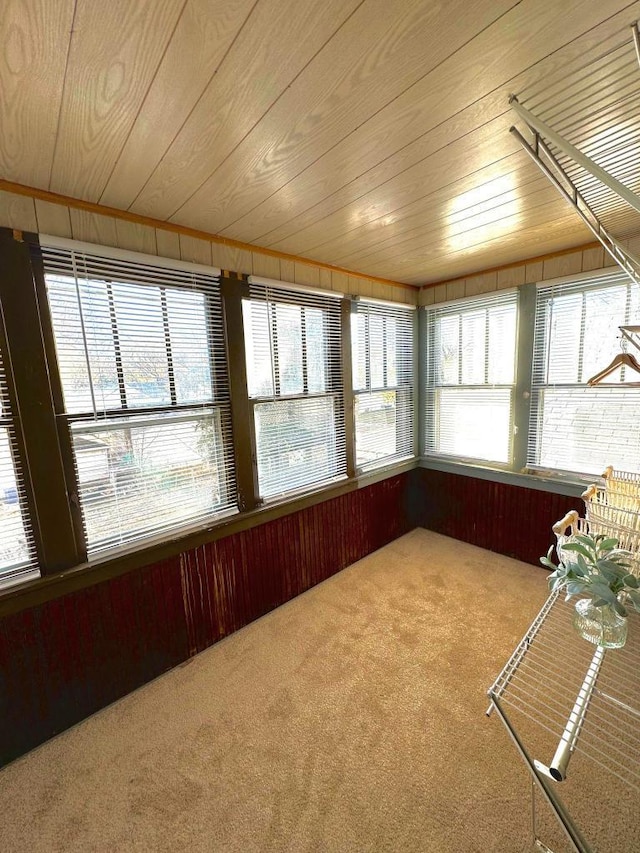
[0,460,418,617]
[418,456,592,498]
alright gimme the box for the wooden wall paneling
[178,234,212,266]
[525,260,544,283]
[0,474,413,766]
[0,191,37,231]
[497,265,526,289]
[49,0,186,201]
[69,208,118,246]
[331,270,349,293]
[99,0,256,210]
[370,282,387,300]
[293,263,320,287]
[176,0,517,235]
[542,251,583,280]
[465,271,497,297]
[379,284,397,302]
[220,0,629,252]
[417,467,582,567]
[580,246,604,273]
[319,268,332,292]
[251,252,281,280]
[419,287,436,306]
[350,275,372,298]
[155,228,181,260]
[211,243,253,275]
[280,258,295,283]
[432,284,447,303]
[133,0,363,220]
[0,554,189,766]
[0,0,75,188]
[115,219,157,254]
[34,200,72,238]
[445,280,465,301]
[423,240,617,303]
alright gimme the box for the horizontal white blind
[423,291,518,464]
[352,300,415,470]
[0,336,37,586]
[245,282,346,499]
[529,270,640,476]
[41,243,236,555]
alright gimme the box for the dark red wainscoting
[0,474,412,766]
[415,467,582,566]
[0,469,580,767]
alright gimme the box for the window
[42,240,236,556]
[423,291,518,464]
[0,325,37,587]
[529,269,640,476]
[352,299,415,470]
[243,280,346,499]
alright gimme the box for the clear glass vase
[573,599,628,649]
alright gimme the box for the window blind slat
[352,300,415,470]
[422,290,517,464]
[41,243,236,556]
[0,342,37,587]
[245,282,346,500]
[529,270,640,476]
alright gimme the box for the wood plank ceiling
[2,0,640,285]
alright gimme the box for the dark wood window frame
[0,230,418,618]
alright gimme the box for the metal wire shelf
[489,591,640,792]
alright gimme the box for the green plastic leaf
[575,533,597,545]
[624,574,639,589]
[597,538,620,552]
[588,583,617,604]
[625,589,640,612]
[561,542,593,560]
[614,599,628,618]
[576,553,589,572]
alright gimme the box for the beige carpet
[0,530,564,852]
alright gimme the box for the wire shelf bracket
[509,121,640,290]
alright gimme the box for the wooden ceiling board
[128,0,363,220]
[49,0,186,201]
[99,0,257,210]
[313,188,580,274]
[242,88,514,252]
[0,0,76,188]
[217,0,630,249]
[326,179,562,271]
[217,3,640,284]
[367,216,591,285]
[264,112,524,256]
[169,0,519,234]
[297,152,549,265]
[2,0,640,285]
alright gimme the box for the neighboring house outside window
[243,280,346,500]
[42,240,236,556]
[529,269,640,477]
[352,299,416,470]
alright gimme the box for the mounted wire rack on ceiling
[508,21,640,290]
